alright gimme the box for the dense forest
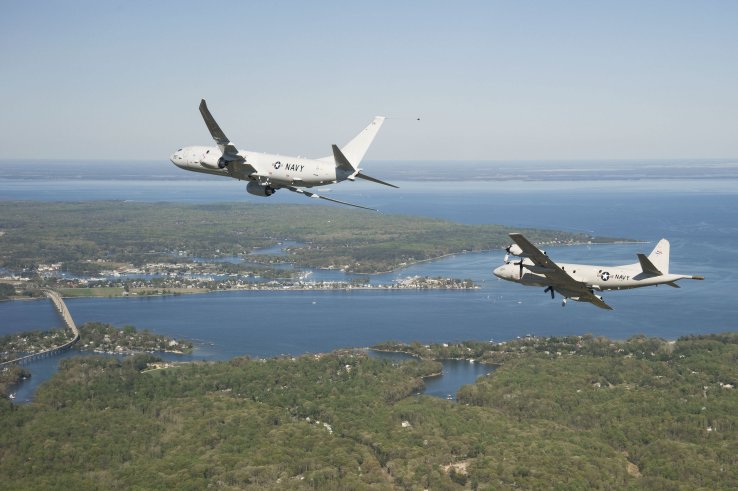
[1,333,736,489]
[0,201,617,275]
[0,365,30,397]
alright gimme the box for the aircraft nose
[170,150,183,167]
[493,264,506,279]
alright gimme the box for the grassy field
[57,287,125,297]
[56,287,210,297]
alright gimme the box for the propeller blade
[544,286,554,299]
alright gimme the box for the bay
[2,168,738,402]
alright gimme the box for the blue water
[2,171,738,401]
[369,351,494,400]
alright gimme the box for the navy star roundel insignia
[600,271,610,281]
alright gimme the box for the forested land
[0,201,618,275]
[1,333,737,489]
[0,365,30,396]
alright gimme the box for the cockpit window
[177,148,183,152]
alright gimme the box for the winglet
[199,99,242,161]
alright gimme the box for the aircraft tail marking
[646,239,670,275]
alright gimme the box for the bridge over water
[0,290,80,367]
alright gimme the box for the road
[0,290,80,367]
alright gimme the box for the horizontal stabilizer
[637,253,663,276]
[355,172,398,188]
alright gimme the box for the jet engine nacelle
[199,152,222,170]
[246,181,276,197]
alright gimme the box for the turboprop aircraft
[170,100,397,210]
[493,233,703,310]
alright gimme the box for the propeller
[504,243,523,264]
[544,286,554,299]
[515,260,524,279]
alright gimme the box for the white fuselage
[493,260,691,291]
[170,145,349,188]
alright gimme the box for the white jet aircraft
[170,100,397,210]
[493,233,704,310]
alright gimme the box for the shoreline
[3,239,644,301]
[368,347,499,367]
[305,239,645,276]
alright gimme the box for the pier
[0,290,80,367]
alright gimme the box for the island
[0,322,192,364]
[1,333,736,489]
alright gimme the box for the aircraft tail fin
[337,116,385,166]
[637,254,663,276]
[646,239,670,275]
[332,144,356,173]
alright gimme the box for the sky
[1,1,737,161]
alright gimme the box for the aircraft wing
[508,233,572,284]
[556,288,614,310]
[285,186,378,211]
[508,233,613,310]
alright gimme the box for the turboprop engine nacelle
[246,181,276,197]
[506,244,524,257]
[505,244,545,257]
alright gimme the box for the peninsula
[0,201,626,297]
[1,322,192,364]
